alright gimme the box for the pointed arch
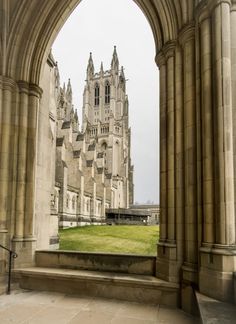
[105,80,110,105]
[94,82,100,106]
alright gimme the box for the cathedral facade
[52,48,134,228]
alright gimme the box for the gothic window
[72,197,76,210]
[66,195,70,208]
[94,83,100,106]
[105,81,110,104]
[87,199,90,212]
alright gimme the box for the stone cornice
[178,22,195,46]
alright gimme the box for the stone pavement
[0,289,200,324]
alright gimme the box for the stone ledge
[35,250,156,275]
[195,291,236,324]
[13,267,179,306]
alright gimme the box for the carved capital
[29,83,43,98]
[178,22,195,46]
[0,76,17,92]
[207,0,231,12]
[17,81,43,98]
[162,41,176,59]
[155,51,166,67]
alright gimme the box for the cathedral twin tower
[53,47,134,227]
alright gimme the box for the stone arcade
[1,0,236,310]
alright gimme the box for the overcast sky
[52,0,159,204]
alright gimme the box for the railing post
[0,244,18,294]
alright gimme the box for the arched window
[66,194,70,208]
[72,196,76,210]
[94,83,99,106]
[105,81,110,104]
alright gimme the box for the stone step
[195,291,236,324]
[13,267,179,307]
[35,250,156,275]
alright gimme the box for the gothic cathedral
[52,47,134,227]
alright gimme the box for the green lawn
[59,225,159,255]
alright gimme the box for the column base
[156,241,180,283]
[181,262,198,285]
[199,246,236,302]
[12,237,37,268]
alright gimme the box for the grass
[59,225,159,255]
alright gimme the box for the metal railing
[0,244,18,294]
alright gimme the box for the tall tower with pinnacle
[82,46,133,208]
[54,47,134,227]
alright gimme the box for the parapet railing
[0,244,18,294]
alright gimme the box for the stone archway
[1,0,236,305]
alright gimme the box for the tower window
[105,81,110,104]
[94,83,100,106]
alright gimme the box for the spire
[120,66,125,80]
[100,61,104,75]
[111,46,119,72]
[87,52,94,80]
[119,66,126,91]
[74,109,78,122]
[66,78,72,103]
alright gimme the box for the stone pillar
[165,43,176,245]
[14,82,29,241]
[179,24,198,285]
[200,15,215,246]
[0,76,17,276]
[231,2,236,222]
[156,52,167,244]
[175,45,184,267]
[156,42,180,283]
[12,82,42,267]
[199,0,236,302]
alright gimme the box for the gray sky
[52,0,159,204]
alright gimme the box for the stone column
[0,76,17,275]
[14,82,29,241]
[179,24,198,284]
[232,3,236,228]
[165,43,176,245]
[24,84,42,239]
[200,15,215,245]
[213,0,235,246]
[156,42,180,283]
[12,82,42,267]
[175,45,184,265]
[156,52,167,244]
[199,0,236,302]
